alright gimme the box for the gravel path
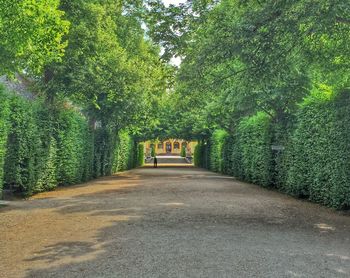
[1,166,350,278]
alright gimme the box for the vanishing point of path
[1,165,350,278]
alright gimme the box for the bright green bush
[0,86,10,198]
[209,130,228,173]
[181,145,186,157]
[285,90,350,209]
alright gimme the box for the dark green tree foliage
[285,90,350,209]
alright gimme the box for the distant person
[154,156,158,168]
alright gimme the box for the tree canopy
[1,0,349,141]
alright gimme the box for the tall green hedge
[4,95,40,195]
[56,108,93,185]
[0,88,142,197]
[0,86,10,198]
[194,140,210,168]
[197,90,350,209]
[234,112,272,186]
[209,130,228,173]
[136,143,145,167]
[114,130,132,172]
[285,90,350,208]
[181,145,186,157]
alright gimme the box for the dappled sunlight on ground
[1,166,350,277]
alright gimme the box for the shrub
[194,142,205,167]
[0,86,10,198]
[181,145,186,157]
[222,135,235,176]
[209,130,228,172]
[137,143,145,167]
[194,141,210,168]
[56,109,92,185]
[285,89,350,208]
[4,94,39,195]
[34,136,58,193]
[236,112,273,186]
[0,89,141,197]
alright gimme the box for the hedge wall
[194,140,210,169]
[0,86,10,198]
[4,95,40,194]
[209,130,228,173]
[196,90,350,209]
[0,88,141,197]
[285,90,350,209]
[238,112,273,186]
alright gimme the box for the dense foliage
[0,0,69,75]
[0,87,143,197]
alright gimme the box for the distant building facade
[144,139,197,157]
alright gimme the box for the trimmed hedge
[114,130,133,172]
[285,90,350,208]
[236,112,273,186]
[209,129,228,173]
[0,86,10,197]
[136,143,145,167]
[196,90,350,209]
[4,95,41,194]
[194,140,209,168]
[0,88,142,197]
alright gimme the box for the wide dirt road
[1,166,350,278]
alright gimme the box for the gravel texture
[1,166,350,278]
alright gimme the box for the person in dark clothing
[153,156,158,168]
